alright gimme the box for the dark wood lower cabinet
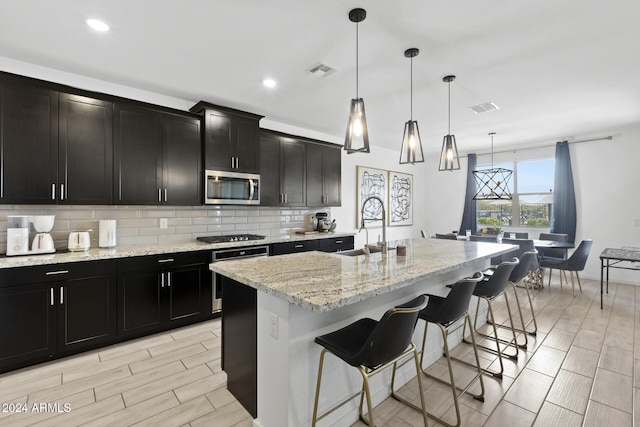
[221,276,257,418]
[117,251,210,338]
[0,260,116,373]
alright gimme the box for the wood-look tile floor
[0,274,636,426]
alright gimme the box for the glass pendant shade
[472,132,513,200]
[438,75,460,171]
[399,120,424,164]
[345,98,370,153]
[438,134,460,171]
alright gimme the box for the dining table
[600,247,640,309]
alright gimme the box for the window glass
[475,158,554,230]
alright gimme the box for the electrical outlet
[160,218,168,229]
[269,312,278,339]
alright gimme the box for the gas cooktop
[197,234,266,244]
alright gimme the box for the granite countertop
[0,231,355,269]
[209,238,517,313]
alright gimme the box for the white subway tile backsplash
[1,205,330,253]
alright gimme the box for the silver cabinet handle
[167,272,172,288]
[60,287,64,304]
[46,270,69,275]
[164,188,167,202]
[231,157,235,169]
[294,244,304,248]
[284,194,288,204]
[336,240,343,244]
[60,184,65,201]
[52,183,56,200]
[236,157,239,169]
[161,273,165,288]
[50,288,54,306]
[158,188,162,202]
[158,258,174,263]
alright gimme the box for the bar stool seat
[311,295,429,427]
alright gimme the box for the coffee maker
[30,215,56,254]
[315,212,334,232]
[6,215,30,256]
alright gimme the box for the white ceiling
[1,0,639,154]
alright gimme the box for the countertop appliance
[197,234,266,244]
[31,215,55,254]
[6,215,30,256]
[205,170,260,205]
[68,231,91,252]
[208,239,269,313]
[99,219,117,248]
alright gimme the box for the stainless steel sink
[337,246,382,256]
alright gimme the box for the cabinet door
[306,143,324,206]
[203,110,233,171]
[0,82,58,204]
[59,94,113,205]
[0,283,56,370]
[162,114,201,205]
[114,104,162,204]
[59,274,117,352]
[322,145,341,206]
[235,117,259,173]
[281,140,306,206]
[118,270,163,337]
[259,133,282,205]
[167,264,205,323]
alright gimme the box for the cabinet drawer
[271,240,319,256]
[318,236,355,253]
[0,260,116,287]
[117,251,206,273]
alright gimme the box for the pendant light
[399,48,424,164]
[473,132,513,200]
[344,8,370,154]
[438,75,460,171]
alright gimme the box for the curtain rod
[474,135,613,157]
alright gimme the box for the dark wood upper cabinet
[114,104,201,205]
[259,131,306,207]
[0,81,58,204]
[306,142,341,207]
[59,93,113,204]
[114,104,162,205]
[190,102,262,174]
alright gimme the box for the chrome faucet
[360,196,387,252]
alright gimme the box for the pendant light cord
[410,56,413,120]
[355,21,359,99]
[491,134,494,169]
[447,80,451,135]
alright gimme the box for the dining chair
[539,239,593,296]
[469,235,498,243]
[434,233,457,240]
[311,295,429,427]
[538,232,569,286]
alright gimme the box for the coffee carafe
[6,215,30,256]
[30,215,55,254]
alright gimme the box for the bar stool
[311,295,429,427]
[463,258,520,378]
[487,251,540,345]
[392,273,485,427]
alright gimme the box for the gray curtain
[550,141,577,243]
[459,153,477,235]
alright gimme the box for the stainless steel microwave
[205,170,260,205]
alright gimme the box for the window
[476,159,554,229]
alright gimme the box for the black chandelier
[472,132,513,200]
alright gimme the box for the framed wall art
[388,170,413,226]
[356,166,388,228]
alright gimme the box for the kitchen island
[210,238,515,427]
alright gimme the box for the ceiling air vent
[470,102,500,114]
[309,63,336,77]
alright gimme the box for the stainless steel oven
[205,170,260,205]
[210,244,269,312]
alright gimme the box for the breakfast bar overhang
[210,238,516,427]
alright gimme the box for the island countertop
[210,238,516,313]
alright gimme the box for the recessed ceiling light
[262,78,277,88]
[87,19,110,32]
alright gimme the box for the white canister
[99,219,117,248]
